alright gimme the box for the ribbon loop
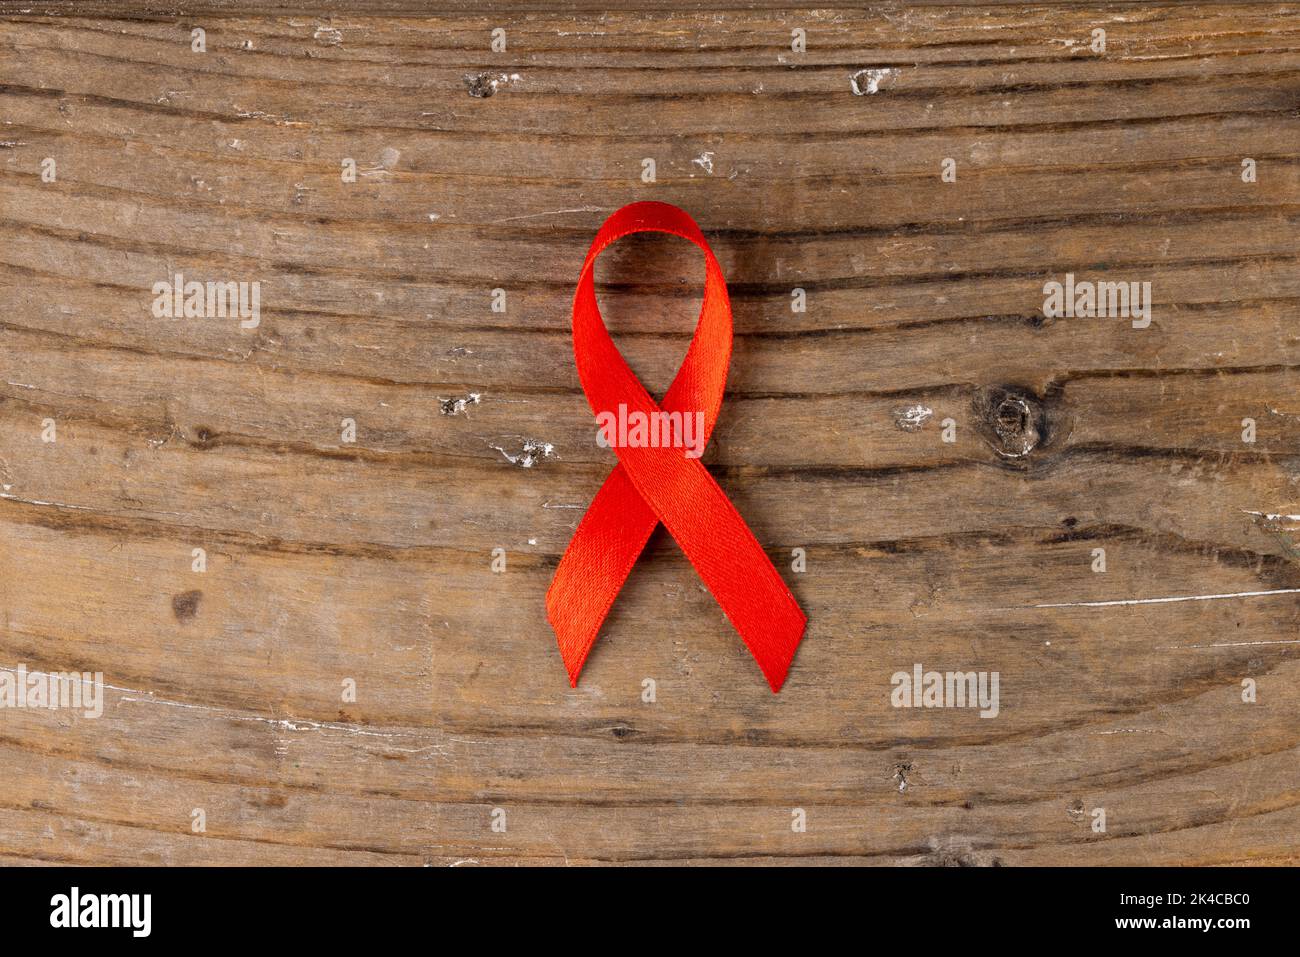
[547,202,806,692]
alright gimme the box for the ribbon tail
[743,595,806,694]
[706,549,806,693]
[613,450,807,693]
[546,465,658,686]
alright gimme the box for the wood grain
[1,4,1298,865]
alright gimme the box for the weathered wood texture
[1,4,1299,865]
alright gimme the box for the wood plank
[1,5,1298,865]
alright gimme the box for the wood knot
[172,589,202,622]
[973,386,1047,460]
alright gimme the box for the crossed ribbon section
[546,201,807,692]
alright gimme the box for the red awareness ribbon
[546,201,807,692]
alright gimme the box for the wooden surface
[1,3,1299,866]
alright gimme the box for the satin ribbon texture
[546,201,807,692]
